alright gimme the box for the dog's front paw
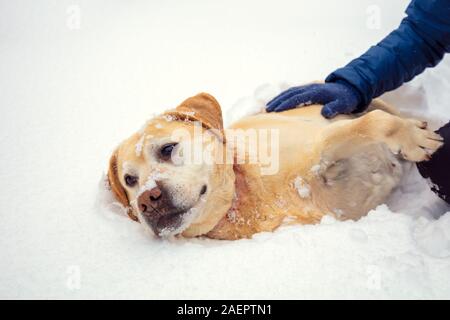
[397,119,444,162]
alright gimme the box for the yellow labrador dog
[107,92,443,240]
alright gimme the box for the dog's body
[108,93,443,240]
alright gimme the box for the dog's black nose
[136,182,186,235]
[138,186,163,213]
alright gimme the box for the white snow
[134,135,145,157]
[293,176,311,199]
[310,164,322,176]
[1,0,450,299]
[137,176,157,197]
[133,171,168,205]
[163,115,176,122]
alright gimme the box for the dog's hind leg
[307,109,444,220]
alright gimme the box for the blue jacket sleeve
[325,0,450,111]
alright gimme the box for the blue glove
[266,82,363,118]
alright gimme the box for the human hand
[266,82,362,118]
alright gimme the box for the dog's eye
[124,174,138,187]
[159,143,178,161]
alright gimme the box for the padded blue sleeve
[325,0,450,111]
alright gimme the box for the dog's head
[107,93,235,237]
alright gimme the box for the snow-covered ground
[1,0,449,299]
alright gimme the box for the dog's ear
[107,150,138,222]
[164,93,225,141]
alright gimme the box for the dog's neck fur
[206,163,286,240]
[205,151,328,240]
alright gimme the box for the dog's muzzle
[137,183,186,236]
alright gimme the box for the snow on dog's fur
[107,91,443,240]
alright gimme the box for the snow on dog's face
[108,93,235,238]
